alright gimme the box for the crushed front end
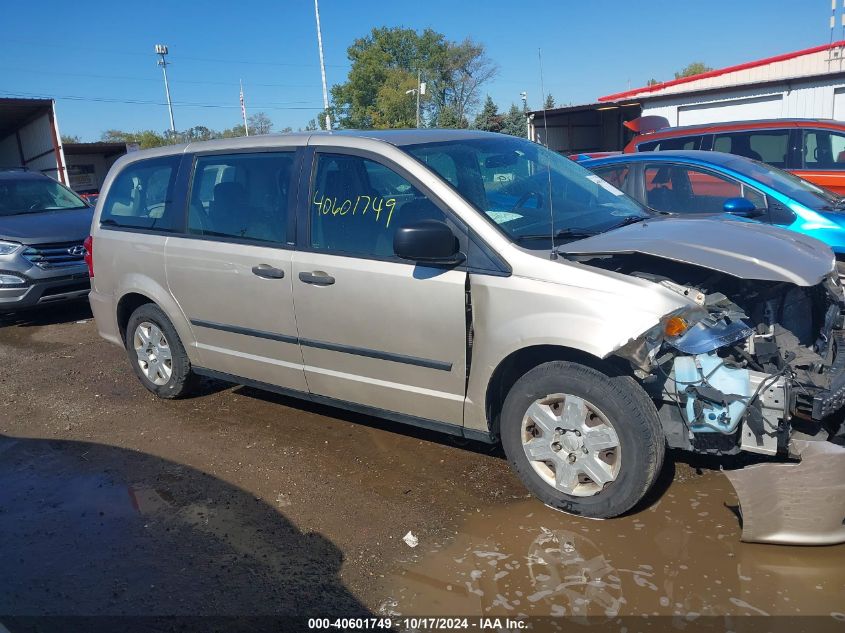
[587,254,845,543]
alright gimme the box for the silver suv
[87,130,845,524]
[0,169,92,312]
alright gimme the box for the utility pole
[155,44,176,135]
[521,91,529,138]
[314,0,331,130]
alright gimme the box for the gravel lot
[1,302,844,625]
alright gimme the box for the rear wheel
[125,304,196,399]
[500,361,664,518]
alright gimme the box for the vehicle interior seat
[209,181,250,237]
[647,167,675,212]
[316,164,378,253]
[731,137,763,162]
[107,177,138,217]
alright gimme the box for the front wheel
[500,361,665,518]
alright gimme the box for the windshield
[722,156,841,210]
[0,175,88,217]
[400,136,650,246]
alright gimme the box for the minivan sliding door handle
[251,264,285,279]
[298,271,335,286]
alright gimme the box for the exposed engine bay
[572,253,845,459]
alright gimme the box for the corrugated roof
[599,39,845,102]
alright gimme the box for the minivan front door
[291,150,467,426]
[165,150,307,391]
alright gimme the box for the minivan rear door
[165,149,307,391]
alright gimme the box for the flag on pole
[240,80,250,137]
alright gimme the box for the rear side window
[801,129,845,170]
[591,164,631,190]
[712,130,789,167]
[310,153,449,259]
[637,135,704,152]
[101,156,181,231]
[187,152,294,244]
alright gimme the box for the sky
[0,0,833,141]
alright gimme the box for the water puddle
[381,471,845,618]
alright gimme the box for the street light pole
[155,44,176,134]
[314,0,332,130]
[405,72,425,128]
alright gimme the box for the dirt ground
[1,302,844,626]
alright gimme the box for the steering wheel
[512,190,544,212]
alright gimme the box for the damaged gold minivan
[86,130,845,543]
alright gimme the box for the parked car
[579,150,845,274]
[623,118,845,195]
[0,168,93,313]
[87,130,845,529]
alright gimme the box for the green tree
[674,62,712,79]
[61,134,80,144]
[543,94,555,109]
[473,95,502,132]
[646,78,660,86]
[500,103,527,138]
[100,129,169,149]
[330,26,496,129]
[220,124,246,138]
[248,112,273,135]
[436,104,468,129]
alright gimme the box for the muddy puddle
[380,470,845,620]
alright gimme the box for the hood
[0,208,93,245]
[560,216,834,286]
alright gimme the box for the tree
[674,62,712,79]
[473,95,502,132]
[182,126,217,142]
[330,26,496,129]
[220,124,246,138]
[646,78,660,86]
[61,134,80,144]
[543,94,555,109]
[436,104,468,129]
[100,129,169,149]
[248,112,273,135]
[500,103,527,138]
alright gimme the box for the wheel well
[484,345,630,441]
[116,292,155,343]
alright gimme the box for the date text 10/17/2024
[307,617,527,630]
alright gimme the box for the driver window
[803,130,845,169]
[101,156,180,231]
[645,165,763,214]
[310,153,449,259]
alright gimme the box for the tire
[500,360,665,518]
[125,303,196,399]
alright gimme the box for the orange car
[624,118,845,195]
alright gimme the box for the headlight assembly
[0,240,22,256]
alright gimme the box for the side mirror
[393,220,465,264]
[723,197,764,218]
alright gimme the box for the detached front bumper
[724,439,845,545]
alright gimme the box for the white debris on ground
[402,531,419,548]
